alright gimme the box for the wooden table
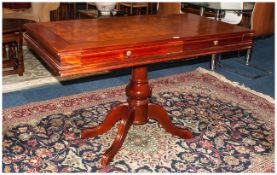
[3,18,34,76]
[24,14,254,166]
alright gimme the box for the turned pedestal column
[81,65,193,166]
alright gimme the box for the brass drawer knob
[126,50,132,57]
[213,40,219,46]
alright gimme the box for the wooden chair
[50,3,76,21]
[251,3,274,37]
[117,2,149,16]
[3,2,60,22]
[3,32,24,76]
[156,2,182,16]
[86,2,96,10]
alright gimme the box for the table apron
[24,33,253,77]
[59,42,252,76]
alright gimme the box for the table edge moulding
[24,13,254,166]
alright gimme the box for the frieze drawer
[81,41,183,65]
[183,35,243,51]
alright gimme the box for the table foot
[81,104,129,139]
[101,109,135,166]
[148,103,193,139]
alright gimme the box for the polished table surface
[24,13,254,166]
[24,13,253,77]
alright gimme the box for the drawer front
[124,41,183,59]
[81,49,125,65]
[183,36,243,51]
[81,41,183,65]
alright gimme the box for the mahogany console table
[24,14,254,166]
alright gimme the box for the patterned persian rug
[2,68,274,173]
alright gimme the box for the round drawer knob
[126,50,132,57]
[213,40,219,46]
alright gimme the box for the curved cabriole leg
[81,104,129,139]
[148,103,193,139]
[101,109,135,166]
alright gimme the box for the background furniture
[157,2,182,16]
[182,3,216,17]
[251,3,274,37]
[78,9,98,19]
[3,19,34,76]
[117,2,149,16]
[182,2,256,69]
[3,2,31,9]
[245,2,274,67]
[240,3,255,28]
[78,2,156,19]
[182,2,274,38]
[3,2,60,22]
[206,3,245,69]
[216,3,244,24]
[78,9,125,19]
[182,2,254,26]
[50,3,76,21]
[86,2,96,10]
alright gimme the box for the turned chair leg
[148,103,193,139]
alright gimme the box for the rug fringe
[195,67,275,104]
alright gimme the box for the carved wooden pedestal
[81,66,193,166]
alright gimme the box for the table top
[24,13,254,77]
[25,13,251,51]
[3,18,35,34]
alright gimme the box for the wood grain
[252,3,274,37]
[24,13,254,77]
[157,2,181,16]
